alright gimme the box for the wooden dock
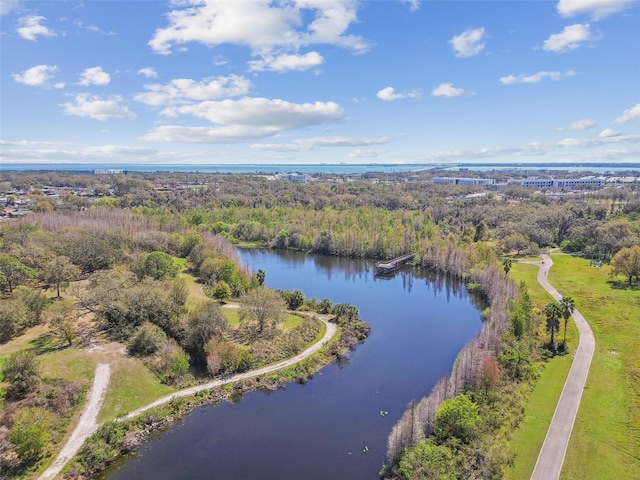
[374,253,416,275]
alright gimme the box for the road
[39,316,336,479]
[529,254,596,480]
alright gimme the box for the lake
[106,250,483,479]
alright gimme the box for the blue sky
[1,0,639,165]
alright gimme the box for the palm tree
[256,269,266,286]
[544,302,562,350]
[559,296,575,346]
[502,258,512,275]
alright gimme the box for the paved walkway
[529,254,596,480]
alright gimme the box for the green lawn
[550,255,640,480]
[506,255,640,480]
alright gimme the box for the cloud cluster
[543,23,599,52]
[148,0,368,73]
[16,15,56,41]
[12,64,59,87]
[556,0,637,20]
[500,70,576,84]
[78,67,111,86]
[135,75,252,106]
[449,27,486,57]
[62,94,136,121]
[377,86,421,101]
[143,97,343,143]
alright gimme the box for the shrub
[128,322,167,356]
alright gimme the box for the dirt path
[122,315,336,420]
[527,254,596,480]
[39,363,111,480]
[39,316,336,478]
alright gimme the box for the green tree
[282,289,305,310]
[9,407,55,462]
[239,287,286,336]
[13,287,49,326]
[2,350,41,399]
[610,245,640,286]
[48,299,77,346]
[398,440,457,480]
[128,322,167,356]
[137,251,179,280]
[185,300,228,363]
[544,302,562,349]
[559,296,575,346]
[0,254,35,293]
[45,256,81,297]
[256,268,266,286]
[212,281,232,301]
[434,394,481,445]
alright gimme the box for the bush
[9,407,54,462]
[434,394,481,445]
[128,323,167,356]
[2,350,40,399]
[151,339,190,385]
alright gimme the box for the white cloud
[449,27,486,58]
[377,86,421,101]
[138,67,158,78]
[143,98,344,143]
[349,148,383,158]
[165,97,342,128]
[400,0,420,12]
[73,20,99,32]
[431,83,469,98]
[62,94,136,121]
[559,118,596,130]
[500,70,576,84]
[543,23,598,52]
[251,136,391,152]
[615,103,640,124]
[134,75,252,106]
[78,66,111,86]
[1,0,21,16]
[148,0,369,59]
[557,0,637,20]
[248,51,324,72]
[16,15,56,41]
[12,64,58,87]
[0,140,72,147]
[599,128,620,137]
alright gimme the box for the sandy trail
[40,363,111,480]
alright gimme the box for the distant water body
[1,162,638,174]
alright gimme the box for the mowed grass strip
[548,255,640,480]
[505,260,577,480]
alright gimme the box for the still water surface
[107,250,483,480]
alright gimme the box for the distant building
[433,177,495,186]
[94,169,124,175]
[276,173,312,183]
[506,178,605,189]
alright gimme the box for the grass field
[505,255,640,480]
[550,255,640,480]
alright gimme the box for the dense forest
[1,170,638,479]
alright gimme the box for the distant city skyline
[1,0,639,165]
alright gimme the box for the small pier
[374,253,416,275]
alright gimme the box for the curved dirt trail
[40,316,336,478]
[123,316,336,420]
[40,363,111,480]
[528,254,596,480]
